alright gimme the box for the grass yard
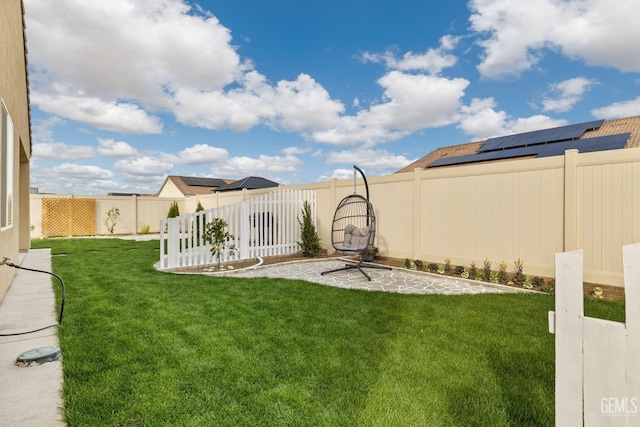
[32,238,625,426]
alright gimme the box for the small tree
[167,201,180,218]
[104,207,120,234]
[297,200,321,257]
[203,218,236,269]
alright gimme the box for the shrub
[513,258,525,286]
[532,277,545,288]
[167,201,180,218]
[444,258,452,273]
[454,265,465,276]
[195,201,204,212]
[428,263,439,273]
[403,259,413,269]
[469,261,477,280]
[139,224,151,234]
[297,200,321,257]
[483,258,492,281]
[414,260,424,271]
[498,261,508,284]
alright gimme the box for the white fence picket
[158,189,316,269]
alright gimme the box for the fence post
[413,167,422,260]
[554,249,584,426]
[564,149,579,252]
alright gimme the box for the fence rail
[158,189,316,269]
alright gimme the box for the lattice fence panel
[42,198,96,237]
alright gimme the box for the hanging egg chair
[321,165,391,281]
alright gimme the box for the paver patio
[216,258,531,295]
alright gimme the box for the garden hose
[0,257,65,337]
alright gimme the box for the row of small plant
[402,257,554,293]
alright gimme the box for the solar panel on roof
[535,133,629,158]
[181,177,226,187]
[427,132,629,168]
[479,119,604,153]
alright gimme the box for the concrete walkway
[217,258,530,295]
[0,249,64,426]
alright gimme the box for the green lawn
[32,238,625,426]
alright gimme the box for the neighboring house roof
[397,115,640,173]
[215,176,280,192]
[157,175,234,196]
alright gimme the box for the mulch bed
[168,254,626,302]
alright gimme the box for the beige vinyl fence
[31,194,183,237]
[30,147,640,286]
[549,244,640,426]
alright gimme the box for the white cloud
[267,74,344,132]
[173,72,344,133]
[114,157,173,177]
[25,0,241,132]
[160,144,229,165]
[38,163,114,180]
[281,146,311,156]
[469,0,640,78]
[33,142,95,160]
[31,93,163,134]
[219,154,302,179]
[592,97,640,119]
[459,98,567,140]
[31,116,66,144]
[326,149,415,171]
[458,98,509,138]
[317,168,355,182]
[508,115,568,134]
[361,35,460,74]
[312,72,469,145]
[542,77,597,112]
[97,138,139,158]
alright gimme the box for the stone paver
[217,258,529,295]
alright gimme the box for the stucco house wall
[0,0,32,301]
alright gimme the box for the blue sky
[24,0,640,195]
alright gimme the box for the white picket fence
[549,244,640,426]
[158,189,316,269]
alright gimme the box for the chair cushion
[336,223,371,251]
[342,224,356,247]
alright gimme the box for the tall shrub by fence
[549,244,640,426]
[158,189,316,269]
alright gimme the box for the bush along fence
[549,244,640,426]
[158,189,316,269]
